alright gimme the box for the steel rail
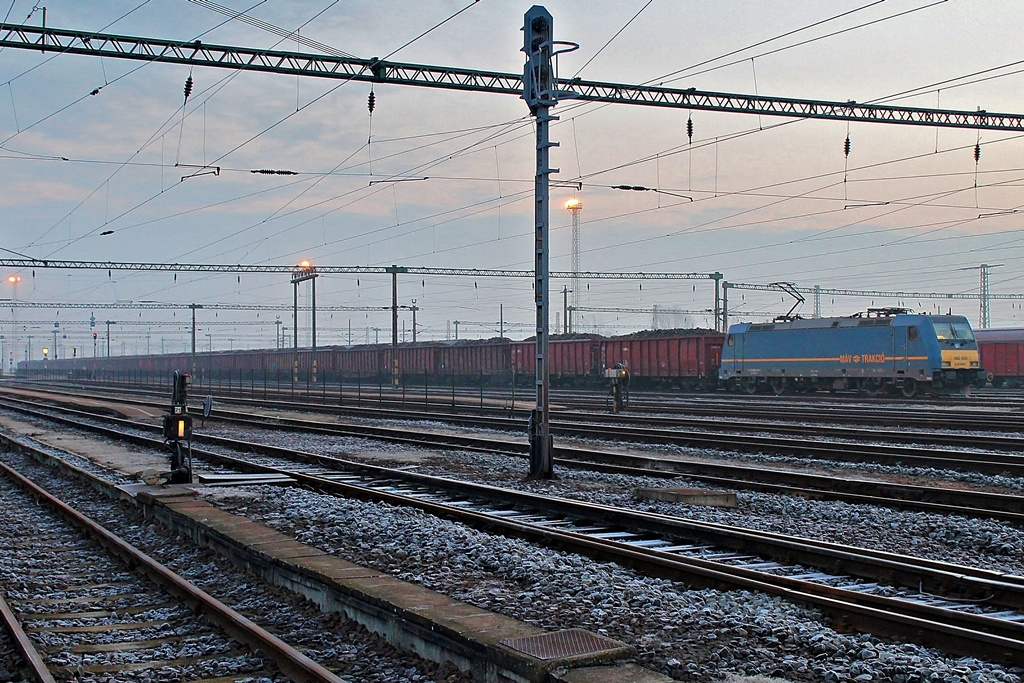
[34,381,1024,477]
[190,446,1024,662]
[2,388,1022,522]
[21,379,1024,446]
[7,415,1024,664]
[0,459,345,683]
[0,593,56,683]
[43,376,1024,433]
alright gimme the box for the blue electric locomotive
[720,308,984,397]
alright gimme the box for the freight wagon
[720,309,983,397]
[510,330,724,389]
[975,328,1024,387]
[25,330,725,391]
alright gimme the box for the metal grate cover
[499,628,622,660]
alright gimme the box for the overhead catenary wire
[6,4,1024,325]
[19,6,1019,286]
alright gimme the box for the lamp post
[275,316,282,349]
[565,198,582,335]
[7,275,20,371]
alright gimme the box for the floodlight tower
[565,198,582,334]
[6,275,19,372]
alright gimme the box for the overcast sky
[3,0,1024,358]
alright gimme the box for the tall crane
[3,9,1022,479]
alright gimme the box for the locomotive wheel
[900,378,918,398]
[862,378,884,397]
[742,377,758,394]
[769,377,786,395]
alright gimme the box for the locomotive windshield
[933,321,975,341]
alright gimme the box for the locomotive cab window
[907,326,918,341]
[951,322,975,340]
[935,322,975,341]
[727,335,734,346]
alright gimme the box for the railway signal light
[164,370,193,484]
[162,414,192,440]
[522,6,554,112]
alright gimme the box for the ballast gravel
[205,425,1024,577]
[211,483,1023,683]
[5,409,1024,681]
[0,446,472,683]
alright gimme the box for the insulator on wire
[368,90,376,114]
[974,143,981,163]
[183,75,194,104]
[844,136,851,157]
[251,169,298,175]
[686,116,693,143]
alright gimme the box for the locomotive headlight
[941,361,951,368]
[971,360,979,368]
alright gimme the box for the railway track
[55,380,1024,450]
[0,460,341,682]
[3,390,1023,523]
[3,401,1024,665]
[9,382,1024,476]
[18,378,1024,432]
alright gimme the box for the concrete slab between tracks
[132,485,673,683]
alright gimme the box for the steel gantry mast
[4,10,1024,479]
[0,259,719,281]
[4,20,1024,130]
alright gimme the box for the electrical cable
[570,0,653,79]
